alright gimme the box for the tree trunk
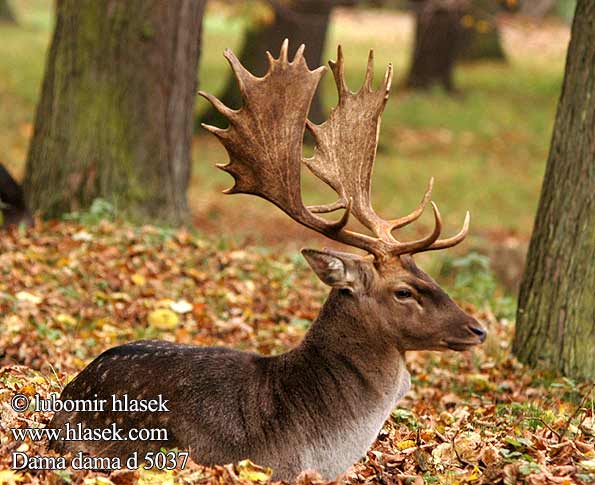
[406,0,466,91]
[513,0,595,380]
[24,0,206,224]
[200,0,336,127]
[0,0,16,23]
[459,0,506,62]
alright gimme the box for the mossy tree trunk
[201,0,345,127]
[0,0,16,23]
[513,0,595,380]
[406,0,466,91]
[24,0,206,224]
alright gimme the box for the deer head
[200,40,486,353]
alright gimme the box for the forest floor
[0,219,593,485]
[2,2,592,485]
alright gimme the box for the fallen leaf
[170,300,193,314]
[15,291,42,304]
[237,459,272,483]
[148,309,179,330]
[396,439,416,451]
[0,470,24,484]
[131,273,146,286]
[579,458,595,473]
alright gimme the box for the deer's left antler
[200,40,469,259]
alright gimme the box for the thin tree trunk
[513,0,595,380]
[406,0,466,91]
[24,0,206,224]
[200,0,335,127]
[0,0,16,23]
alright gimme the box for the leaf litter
[0,220,593,485]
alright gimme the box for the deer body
[51,290,410,479]
[48,41,486,480]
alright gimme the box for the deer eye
[394,288,413,300]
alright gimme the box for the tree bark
[460,0,506,62]
[513,0,595,380]
[24,0,206,224]
[0,0,16,23]
[406,0,467,91]
[200,0,340,127]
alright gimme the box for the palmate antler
[200,40,469,260]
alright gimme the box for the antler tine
[293,43,306,64]
[412,211,470,253]
[308,199,348,214]
[389,177,434,231]
[363,49,374,91]
[223,48,259,96]
[390,201,443,255]
[200,122,227,140]
[279,38,289,63]
[198,91,237,120]
[328,45,349,98]
[383,63,394,99]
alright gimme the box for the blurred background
[0,0,575,303]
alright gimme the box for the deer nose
[469,324,487,342]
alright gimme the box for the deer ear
[301,248,358,290]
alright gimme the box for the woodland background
[0,0,594,484]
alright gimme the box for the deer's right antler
[200,41,469,260]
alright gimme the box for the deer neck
[294,288,410,412]
[272,289,409,476]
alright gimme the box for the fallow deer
[48,41,486,481]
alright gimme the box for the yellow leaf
[397,439,416,450]
[18,383,36,397]
[56,257,70,267]
[237,459,272,483]
[94,290,109,301]
[468,465,481,481]
[110,292,131,302]
[131,273,146,286]
[55,314,77,327]
[0,470,24,484]
[138,469,174,485]
[148,309,179,330]
[31,374,47,385]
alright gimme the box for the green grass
[0,1,565,241]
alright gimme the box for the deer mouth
[445,340,481,351]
